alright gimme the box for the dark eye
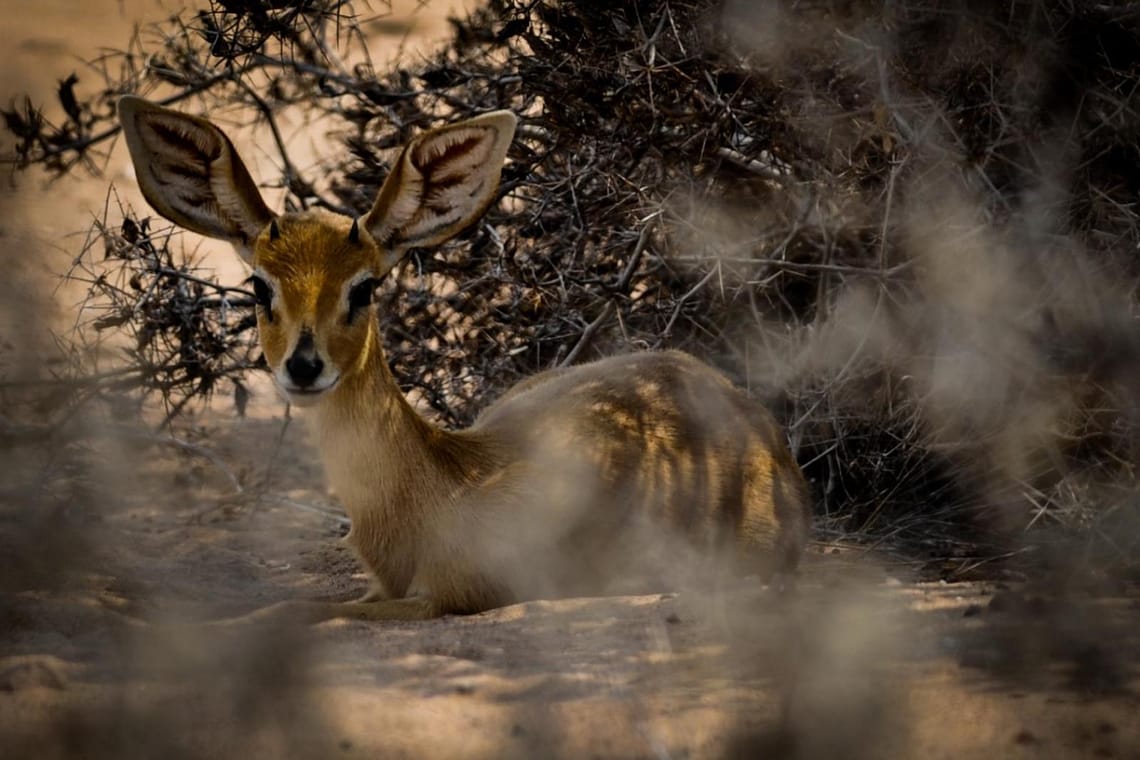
[347,278,378,324]
[246,275,274,322]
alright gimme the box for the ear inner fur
[364,111,517,255]
[117,96,274,250]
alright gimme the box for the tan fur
[118,97,812,623]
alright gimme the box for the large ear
[363,111,517,257]
[117,96,274,258]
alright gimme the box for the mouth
[277,375,340,405]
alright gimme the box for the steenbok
[118,96,811,622]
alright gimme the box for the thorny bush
[6,0,1140,576]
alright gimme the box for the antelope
[117,96,812,623]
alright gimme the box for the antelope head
[118,96,517,406]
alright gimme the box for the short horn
[348,218,360,244]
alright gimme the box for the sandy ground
[2,2,1139,758]
[2,416,1137,759]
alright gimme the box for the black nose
[286,354,324,387]
[285,332,323,387]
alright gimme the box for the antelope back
[118,96,517,403]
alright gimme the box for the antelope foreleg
[224,596,443,625]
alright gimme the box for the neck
[307,326,487,526]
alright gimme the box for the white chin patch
[280,388,326,407]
